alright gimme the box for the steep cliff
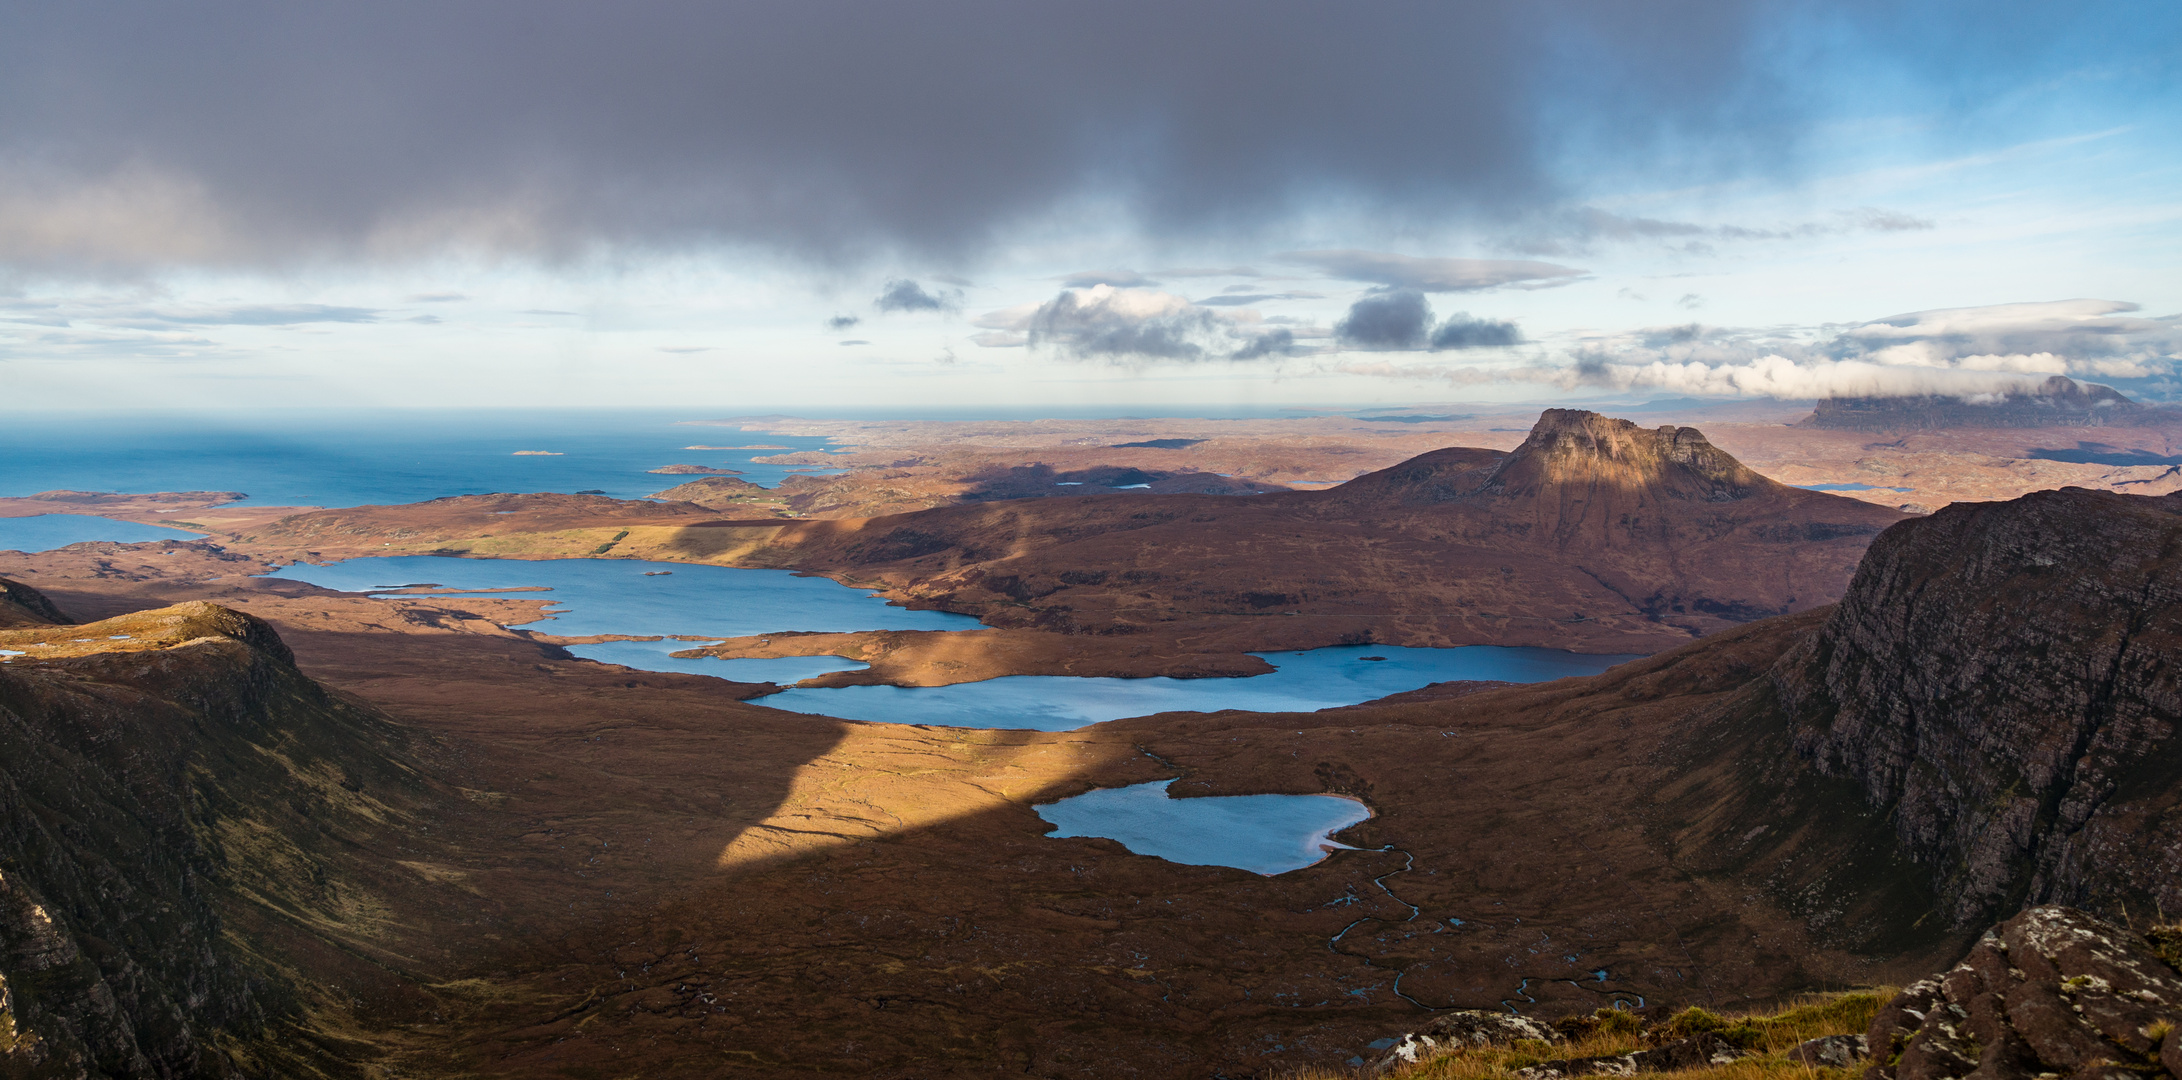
[0,591,458,1078]
[1778,488,2182,927]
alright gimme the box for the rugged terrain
[0,464,2177,1076]
[1781,487,2182,927]
[0,583,469,1077]
[226,411,1907,661]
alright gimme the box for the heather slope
[0,589,466,1077]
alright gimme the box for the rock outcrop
[1803,376,2173,431]
[1779,488,2182,926]
[0,577,68,627]
[1867,906,2182,1080]
[0,584,457,1077]
[647,474,774,508]
[1371,1010,1562,1071]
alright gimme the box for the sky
[2,0,2178,412]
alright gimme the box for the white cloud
[1333,298,2182,400]
[1010,284,1297,362]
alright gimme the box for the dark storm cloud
[1335,290,1434,349]
[0,1,2128,273]
[0,0,1974,272]
[873,279,958,313]
[1428,314,1522,350]
[1025,289,1295,362]
[1290,251,1586,292]
[1335,291,1524,351]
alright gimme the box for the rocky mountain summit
[683,409,1907,649]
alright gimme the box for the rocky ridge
[0,584,461,1078]
[1779,488,2182,926]
[0,578,68,628]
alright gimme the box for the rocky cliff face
[0,590,456,1078]
[1778,487,2182,927]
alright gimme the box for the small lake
[265,555,980,638]
[0,513,208,552]
[761,644,1637,730]
[265,555,1641,729]
[1037,780,1371,875]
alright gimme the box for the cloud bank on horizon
[1337,299,2182,400]
[0,0,2176,407]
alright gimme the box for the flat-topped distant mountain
[702,409,1908,649]
[1801,375,2180,431]
[232,410,1909,653]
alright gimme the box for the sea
[0,409,853,506]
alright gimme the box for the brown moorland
[227,411,1907,665]
[3,444,2177,1076]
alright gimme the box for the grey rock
[1790,1034,1870,1067]
[1866,906,2182,1080]
[1372,1009,1561,1071]
[1515,1034,1748,1078]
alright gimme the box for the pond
[761,643,1637,730]
[264,554,979,638]
[1036,780,1371,875]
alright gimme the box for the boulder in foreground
[1868,906,2182,1080]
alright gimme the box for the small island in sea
[647,463,744,475]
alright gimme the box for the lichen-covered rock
[1514,1034,1748,1078]
[1372,1009,1562,1071]
[1866,906,2182,1080]
[1791,1034,1871,1067]
[1778,488,2182,927]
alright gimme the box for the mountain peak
[1483,409,1770,501]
